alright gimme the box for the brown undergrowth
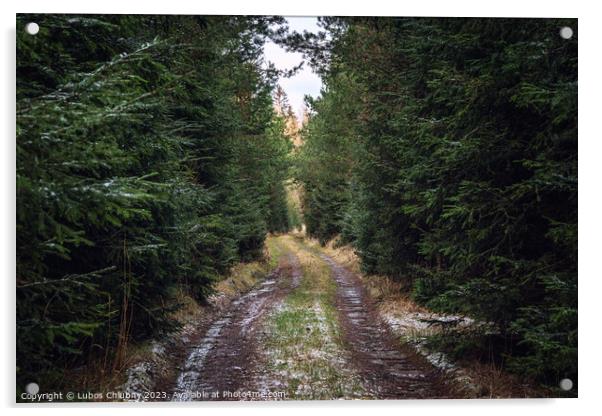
[296,231,549,398]
[63,235,286,399]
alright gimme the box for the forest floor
[156,234,463,401]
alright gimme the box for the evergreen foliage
[16,14,293,389]
[294,17,577,386]
[16,13,578,394]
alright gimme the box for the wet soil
[170,253,302,401]
[319,254,452,399]
[165,241,453,401]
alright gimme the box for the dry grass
[461,361,550,398]
[64,236,285,397]
[214,261,267,298]
[295,234,410,315]
[305,233,549,399]
[298,233,427,316]
[295,233,361,273]
[169,287,204,325]
[258,235,366,399]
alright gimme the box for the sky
[263,17,323,120]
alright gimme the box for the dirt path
[168,235,453,401]
[171,252,302,401]
[319,253,451,399]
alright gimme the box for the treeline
[16,14,293,390]
[294,17,577,387]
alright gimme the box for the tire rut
[319,254,453,399]
[171,253,302,401]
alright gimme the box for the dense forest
[294,17,577,386]
[16,14,577,398]
[16,14,295,390]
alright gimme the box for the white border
[2,1,600,415]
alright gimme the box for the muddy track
[171,253,302,401]
[319,254,452,399]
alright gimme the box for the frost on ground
[121,340,171,401]
[255,299,366,400]
[172,316,233,400]
[381,310,482,397]
[382,311,475,339]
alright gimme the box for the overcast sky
[263,17,323,119]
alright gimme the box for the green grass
[266,235,285,270]
[259,237,366,399]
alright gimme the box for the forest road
[168,235,453,400]
[171,252,302,401]
[319,252,451,399]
